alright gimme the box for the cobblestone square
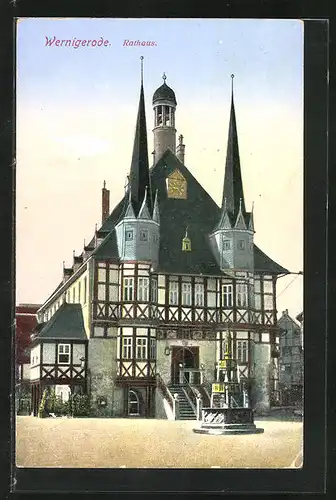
[16,416,303,469]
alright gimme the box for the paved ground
[16,416,303,469]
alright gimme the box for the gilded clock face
[167,169,187,199]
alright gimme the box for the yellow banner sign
[212,383,225,393]
[218,360,227,369]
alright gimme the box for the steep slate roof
[222,84,246,217]
[33,303,87,341]
[253,245,289,274]
[94,148,288,276]
[150,150,223,275]
[93,229,119,260]
[127,83,152,216]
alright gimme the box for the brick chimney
[176,134,185,164]
[102,180,110,225]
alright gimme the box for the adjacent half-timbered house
[30,303,88,415]
[31,68,289,418]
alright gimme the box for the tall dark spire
[128,56,152,216]
[221,74,245,217]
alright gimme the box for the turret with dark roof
[152,73,177,162]
[153,73,177,106]
[221,75,246,220]
[128,79,152,217]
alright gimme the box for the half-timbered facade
[30,68,288,417]
[30,303,88,415]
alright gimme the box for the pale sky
[16,18,304,319]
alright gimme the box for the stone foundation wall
[88,338,117,417]
[252,343,271,414]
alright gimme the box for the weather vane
[231,73,235,92]
[140,56,144,84]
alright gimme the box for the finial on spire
[231,73,235,95]
[162,72,167,83]
[95,223,97,233]
[140,55,144,85]
[252,201,254,212]
[103,180,106,189]
[224,197,227,211]
[239,197,242,211]
[185,226,188,238]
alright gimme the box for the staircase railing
[181,375,197,413]
[155,373,174,412]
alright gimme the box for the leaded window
[169,279,178,305]
[122,337,133,359]
[195,283,204,306]
[151,279,158,303]
[222,284,233,308]
[237,340,248,363]
[150,338,156,359]
[123,277,134,301]
[182,282,192,306]
[136,338,147,359]
[58,344,70,364]
[236,283,248,308]
[138,277,149,301]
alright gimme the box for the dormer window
[140,229,148,242]
[223,239,231,251]
[125,229,134,241]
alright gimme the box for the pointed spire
[215,196,232,230]
[138,186,151,219]
[221,74,246,218]
[124,187,135,218]
[152,189,160,223]
[235,196,247,229]
[248,201,255,232]
[128,56,152,216]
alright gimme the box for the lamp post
[179,362,184,384]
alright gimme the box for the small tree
[38,389,48,418]
[47,389,65,416]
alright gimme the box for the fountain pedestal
[193,407,264,435]
[193,335,264,435]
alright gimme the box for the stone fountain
[193,345,264,435]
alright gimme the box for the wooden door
[171,346,199,384]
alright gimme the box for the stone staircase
[168,385,197,420]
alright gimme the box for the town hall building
[29,65,289,418]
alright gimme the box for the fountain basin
[193,407,264,435]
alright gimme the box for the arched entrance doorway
[171,346,199,384]
[128,389,140,416]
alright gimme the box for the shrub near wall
[71,394,91,417]
[46,391,91,417]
